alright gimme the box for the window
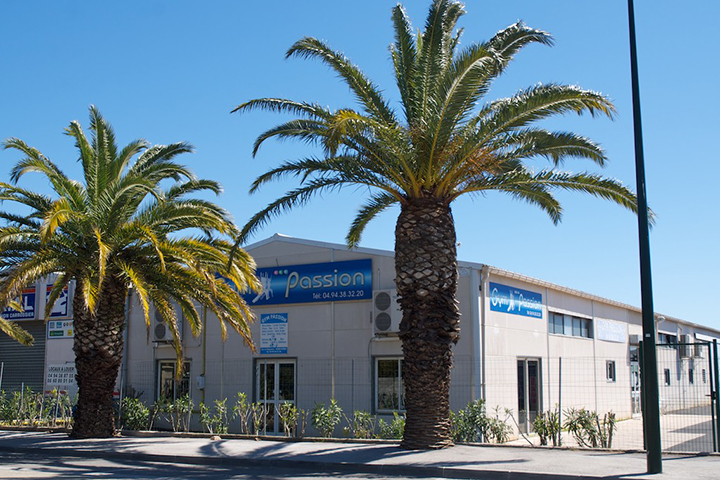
[658,333,677,348]
[157,361,190,401]
[702,369,707,384]
[664,368,671,386]
[376,358,404,412]
[689,368,694,385]
[606,361,616,382]
[548,312,592,338]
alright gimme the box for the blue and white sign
[260,313,288,355]
[2,287,36,320]
[596,319,627,343]
[245,259,372,306]
[46,284,70,319]
[489,282,543,319]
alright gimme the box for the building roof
[245,234,720,336]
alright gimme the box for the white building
[121,234,720,435]
[2,234,718,439]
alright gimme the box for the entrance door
[256,359,296,433]
[517,358,541,434]
[629,347,641,417]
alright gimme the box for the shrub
[564,408,616,448]
[120,397,150,431]
[200,398,230,434]
[533,408,561,446]
[343,410,375,439]
[278,402,299,437]
[377,412,405,439]
[311,399,342,438]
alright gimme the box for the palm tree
[234,0,641,449]
[0,106,260,438]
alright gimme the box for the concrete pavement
[0,429,717,479]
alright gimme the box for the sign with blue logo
[244,259,372,306]
[489,282,543,319]
[260,313,288,354]
[2,287,36,320]
[47,284,70,318]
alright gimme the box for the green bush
[342,410,375,439]
[533,409,561,446]
[564,408,616,448]
[377,412,405,439]
[450,400,512,444]
[200,398,230,434]
[120,397,150,431]
[311,399,342,438]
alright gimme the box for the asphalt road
[0,452,447,480]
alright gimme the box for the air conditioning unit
[679,334,692,358]
[373,290,402,335]
[152,305,183,342]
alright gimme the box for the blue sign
[2,287,36,320]
[260,313,288,354]
[489,282,543,319]
[47,284,70,318]
[244,259,372,306]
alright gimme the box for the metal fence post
[713,340,720,453]
[557,357,562,447]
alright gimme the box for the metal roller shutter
[0,321,47,392]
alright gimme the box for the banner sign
[45,363,77,394]
[1,287,36,320]
[489,282,543,319]
[260,313,288,354]
[46,284,70,318]
[48,320,74,339]
[596,318,627,343]
[244,259,372,306]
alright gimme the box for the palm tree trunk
[395,197,460,449]
[70,276,127,438]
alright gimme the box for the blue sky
[1,1,718,331]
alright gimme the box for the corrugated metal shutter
[0,321,46,392]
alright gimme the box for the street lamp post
[626,0,662,473]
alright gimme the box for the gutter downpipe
[470,266,482,400]
[479,265,489,400]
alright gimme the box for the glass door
[256,359,296,434]
[517,358,541,434]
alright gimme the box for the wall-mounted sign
[596,318,627,343]
[45,363,77,394]
[46,284,70,319]
[260,313,288,354]
[48,320,74,339]
[244,259,372,306]
[489,282,543,319]
[1,287,36,320]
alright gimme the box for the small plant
[120,397,151,431]
[343,410,375,439]
[232,392,252,434]
[249,402,267,436]
[311,399,342,438]
[533,408,561,446]
[564,408,616,448]
[278,402,299,437]
[377,412,405,439]
[199,398,230,435]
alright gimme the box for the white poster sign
[596,318,627,343]
[260,313,288,354]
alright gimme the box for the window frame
[156,360,190,401]
[548,312,592,339]
[374,357,405,414]
[664,368,671,386]
[606,360,616,383]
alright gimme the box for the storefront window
[376,358,404,412]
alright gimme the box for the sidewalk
[0,430,717,479]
